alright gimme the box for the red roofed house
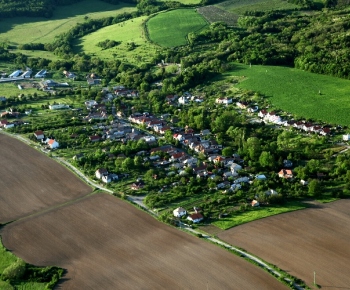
[47,139,59,149]
[278,169,293,179]
[0,119,8,128]
[89,135,100,142]
[187,213,204,223]
[34,130,44,140]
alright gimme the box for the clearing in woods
[147,9,208,47]
[218,200,350,289]
[0,134,91,224]
[1,194,288,290]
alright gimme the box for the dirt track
[218,200,350,289]
[0,134,91,223]
[1,194,288,290]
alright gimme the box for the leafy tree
[222,147,233,157]
[259,151,275,168]
[308,179,321,197]
[122,157,134,171]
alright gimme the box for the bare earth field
[1,194,287,290]
[218,200,350,289]
[0,134,91,223]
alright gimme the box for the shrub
[2,259,26,281]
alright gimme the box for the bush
[0,281,14,290]
[2,259,26,281]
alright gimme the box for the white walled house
[187,213,203,223]
[173,207,187,217]
[95,168,108,179]
[343,134,350,141]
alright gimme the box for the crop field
[77,16,160,65]
[197,6,239,26]
[218,200,350,288]
[0,0,136,46]
[217,0,299,14]
[225,63,350,126]
[0,134,91,224]
[147,9,209,47]
[1,194,288,290]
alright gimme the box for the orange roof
[48,139,55,145]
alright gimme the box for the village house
[89,135,101,142]
[216,97,232,105]
[47,139,59,149]
[95,168,108,179]
[278,169,293,179]
[187,213,204,223]
[34,130,45,140]
[0,119,8,128]
[173,207,187,217]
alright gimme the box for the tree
[122,157,134,171]
[308,179,321,197]
[259,151,274,168]
[222,147,233,157]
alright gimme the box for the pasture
[0,134,91,224]
[218,200,350,289]
[76,16,160,65]
[225,63,350,126]
[217,0,299,14]
[147,9,208,47]
[0,0,136,46]
[1,194,288,290]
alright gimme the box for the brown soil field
[1,194,288,290]
[0,134,91,223]
[218,200,350,289]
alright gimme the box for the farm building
[20,70,32,78]
[4,123,14,129]
[47,139,59,149]
[49,104,69,110]
[187,213,204,223]
[35,69,47,78]
[173,207,187,217]
[9,70,22,78]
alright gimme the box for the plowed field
[0,134,91,223]
[218,200,350,289]
[1,194,287,290]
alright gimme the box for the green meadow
[77,16,160,65]
[147,9,208,47]
[212,202,307,230]
[225,63,350,126]
[217,0,299,14]
[0,0,136,46]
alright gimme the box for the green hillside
[226,63,350,125]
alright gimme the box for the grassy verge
[224,63,350,126]
[147,9,208,47]
[212,201,307,230]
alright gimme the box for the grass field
[77,16,160,65]
[217,0,299,14]
[159,0,202,3]
[147,9,208,47]
[212,201,307,230]
[225,63,350,126]
[218,200,350,288]
[0,0,136,46]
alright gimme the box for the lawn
[217,0,299,14]
[147,9,209,47]
[225,63,350,126]
[0,0,136,46]
[77,16,160,65]
[212,201,307,230]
